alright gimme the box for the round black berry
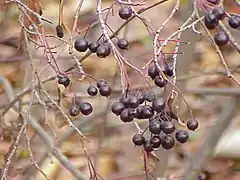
[148,65,159,79]
[150,136,162,148]
[56,25,64,38]
[187,118,199,131]
[204,13,218,30]
[69,105,79,116]
[144,92,155,102]
[162,121,175,134]
[144,140,153,152]
[79,102,93,115]
[58,75,70,87]
[128,108,139,119]
[120,95,130,106]
[118,6,132,20]
[149,121,161,134]
[120,109,133,122]
[111,101,125,116]
[88,42,99,53]
[117,38,129,50]
[154,76,166,88]
[128,96,139,108]
[228,15,240,29]
[87,85,98,96]
[175,130,189,143]
[96,44,111,58]
[132,134,145,146]
[152,98,165,113]
[99,85,111,97]
[214,31,229,46]
[75,38,88,52]
[206,0,219,5]
[138,105,154,119]
[162,135,175,150]
[138,94,145,104]
[97,79,107,88]
[164,66,174,77]
[212,7,225,20]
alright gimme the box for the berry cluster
[204,6,240,46]
[111,90,199,152]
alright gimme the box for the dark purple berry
[75,38,88,52]
[214,31,229,46]
[69,105,79,116]
[97,79,107,88]
[120,95,130,106]
[228,15,240,29]
[148,65,159,79]
[144,92,155,102]
[111,102,125,116]
[187,118,199,131]
[206,0,219,5]
[96,44,111,58]
[162,135,175,150]
[138,94,145,104]
[154,76,166,88]
[58,75,70,87]
[117,38,129,50]
[56,25,64,38]
[79,102,93,115]
[212,7,225,20]
[152,98,165,113]
[87,85,98,96]
[128,96,139,108]
[138,105,154,119]
[144,140,153,152]
[118,6,132,20]
[132,134,145,146]
[99,85,111,97]
[128,108,139,119]
[162,121,175,134]
[150,136,162,148]
[88,42,99,53]
[204,13,218,30]
[164,66,174,77]
[120,109,133,122]
[149,121,161,134]
[175,130,189,143]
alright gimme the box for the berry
[111,102,125,116]
[88,42,99,53]
[214,31,229,46]
[187,118,199,131]
[128,108,139,119]
[162,121,175,134]
[206,0,219,5]
[138,94,145,104]
[164,66,174,77]
[58,75,70,87]
[144,140,153,152]
[175,130,189,143]
[117,38,129,50]
[204,13,218,30]
[228,15,240,29]
[118,6,132,20]
[99,85,111,97]
[120,109,133,122]
[97,79,107,88]
[96,44,111,58]
[152,98,165,113]
[162,135,175,150]
[87,85,98,96]
[132,134,145,146]
[138,105,154,119]
[149,121,161,134]
[144,92,155,102]
[154,76,166,88]
[79,102,93,115]
[75,38,88,52]
[150,136,162,148]
[148,65,159,79]
[120,95,130,106]
[128,96,139,108]
[212,7,225,20]
[56,25,64,38]
[69,105,79,116]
